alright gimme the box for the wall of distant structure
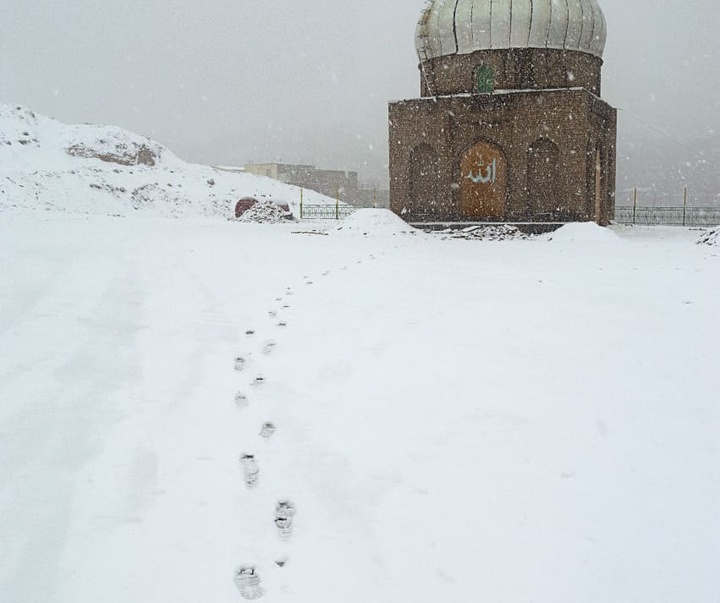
[245,163,388,207]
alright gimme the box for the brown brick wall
[389,89,617,224]
[420,49,603,97]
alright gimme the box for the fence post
[633,187,637,225]
[300,188,303,219]
[335,189,340,220]
[683,187,688,227]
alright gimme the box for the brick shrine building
[389,0,617,225]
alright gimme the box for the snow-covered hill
[0,105,334,217]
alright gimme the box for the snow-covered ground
[0,105,334,218]
[1,209,719,603]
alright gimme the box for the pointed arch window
[528,138,563,219]
[409,144,440,219]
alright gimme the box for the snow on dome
[416,0,607,61]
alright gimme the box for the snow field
[1,212,719,602]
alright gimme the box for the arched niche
[527,138,562,219]
[459,140,507,220]
[408,144,440,219]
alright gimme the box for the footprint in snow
[274,500,297,541]
[235,392,249,408]
[276,321,287,328]
[268,310,277,317]
[234,566,264,600]
[259,422,276,438]
[234,357,246,371]
[245,330,255,337]
[251,375,266,386]
[240,454,259,488]
[262,340,277,354]
[274,558,288,568]
[322,270,330,277]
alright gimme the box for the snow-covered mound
[697,226,719,246]
[545,221,619,244]
[0,104,334,218]
[334,208,417,237]
[236,200,295,224]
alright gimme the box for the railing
[299,203,358,220]
[297,199,720,226]
[614,206,720,227]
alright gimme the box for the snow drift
[0,104,334,218]
[545,221,620,244]
[334,208,418,237]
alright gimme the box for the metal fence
[298,200,720,226]
[299,204,358,220]
[614,206,720,227]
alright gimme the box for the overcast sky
[1,0,719,187]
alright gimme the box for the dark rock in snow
[697,226,719,246]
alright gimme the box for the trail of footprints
[232,286,298,600]
[232,258,381,598]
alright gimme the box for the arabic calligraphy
[460,142,506,220]
[466,158,497,185]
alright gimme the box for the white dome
[416,0,607,61]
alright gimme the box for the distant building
[389,0,617,225]
[244,163,388,207]
[244,163,357,200]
